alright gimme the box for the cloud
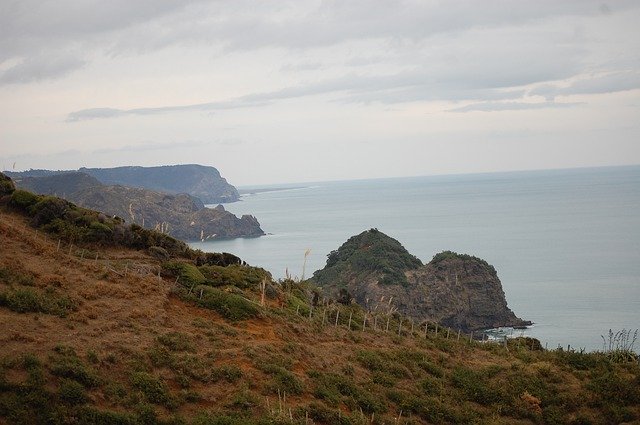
[66,69,535,121]
[530,72,640,100]
[0,51,85,84]
[3,0,638,84]
[448,101,583,113]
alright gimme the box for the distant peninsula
[312,229,531,332]
[8,171,263,241]
[6,164,239,204]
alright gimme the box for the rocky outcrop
[11,173,263,241]
[79,165,239,203]
[6,164,240,204]
[312,229,530,332]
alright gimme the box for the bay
[190,165,640,352]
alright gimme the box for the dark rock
[312,229,530,332]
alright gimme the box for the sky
[1,0,639,186]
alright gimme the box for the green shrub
[9,190,40,210]
[164,262,206,287]
[355,350,385,371]
[210,365,243,383]
[30,196,70,226]
[417,359,444,378]
[451,366,502,405]
[157,332,195,352]
[50,347,99,387]
[303,402,353,425]
[130,371,172,406]
[420,376,442,395]
[58,378,88,405]
[195,286,259,321]
[0,267,35,286]
[198,264,271,289]
[0,287,77,317]
[0,173,15,196]
[264,366,303,395]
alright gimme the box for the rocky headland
[10,172,263,241]
[6,164,239,204]
[312,229,530,332]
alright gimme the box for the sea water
[190,166,640,352]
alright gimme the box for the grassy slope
[1,208,639,425]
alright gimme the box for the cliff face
[11,173,263,241]
[6,164,240,204]
[312,229,530,332]
[79,165,239,203]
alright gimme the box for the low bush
[9,190,40,210]
[49,347,99,387]
[157,332,195,353]
[0,287,77,317]
[451,366,502,406]
[194,286,260,321]
[58,378,88,405]
[355,350,385,371]
[130,371,173,406]
[210,365,243,383]
[164,262,206,287]
[302,402,353,425]
[198,264,271,289]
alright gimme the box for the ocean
[189,166,640,352]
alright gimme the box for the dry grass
[0,208,639,425]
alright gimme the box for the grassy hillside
[0,184,639,424]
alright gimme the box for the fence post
[348,312,352,330]
[335,309,340,327]
[362,313,367,331]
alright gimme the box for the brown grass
[1,208,639,424]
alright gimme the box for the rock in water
[311,229,530,332]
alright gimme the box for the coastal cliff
[11,172,263,241]
[6,164,240,204]
[312,229,530,332]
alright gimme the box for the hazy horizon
[5,163,640,188]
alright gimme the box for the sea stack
[311,229,530,332]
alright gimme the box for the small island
[312,228,530,332]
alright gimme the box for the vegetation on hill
[314,229,423,287]
[1,176,639,424]
[10,172,264,241]
[6,164,240,204]
[312,229,529,332]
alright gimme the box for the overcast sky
[1,1,639,185]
